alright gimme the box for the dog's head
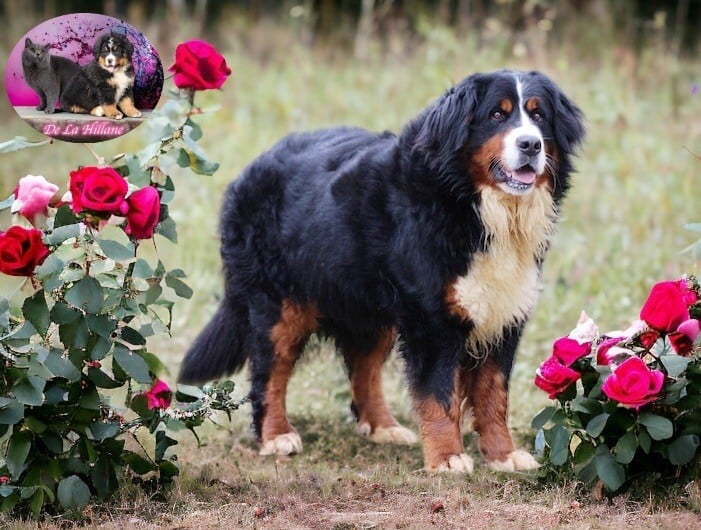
[93,32,134,73]
[413,70,584,199]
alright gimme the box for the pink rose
[677,318,700,342]
[535,356,581,399]
[125,187,161,240]
[601,356,664,409]
[553,336,591,366]
[668,332,693,356]
[168,40,231,91]
[13,175,59,224]
[144,379,172,410]
[640,280,693,333]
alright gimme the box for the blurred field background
[1,0,701,527]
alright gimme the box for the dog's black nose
[517,135,542,156]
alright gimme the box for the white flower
[568,310,599,344]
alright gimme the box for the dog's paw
[259,432,303,456]
[111,111,124,120]
[90,106,105,117]
[428,453,474,474]
[487,449,540,472]
[358,423,418,445]
[126,109,142,118]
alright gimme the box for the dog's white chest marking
[450,187,556,352]
[112,70,132,102]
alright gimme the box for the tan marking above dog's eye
[499,99,513,114]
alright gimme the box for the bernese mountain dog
[62,32,141,120]
[179,70,585,473]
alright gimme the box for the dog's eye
[531,110,544,123]
[491,110,505,121]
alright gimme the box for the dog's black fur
[179,70,584,471]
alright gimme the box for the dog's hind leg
[252,299,318,456]
[344,328,417,445]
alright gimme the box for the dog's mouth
[491,163,537,193]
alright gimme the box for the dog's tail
[178,299,250,384]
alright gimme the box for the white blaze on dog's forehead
[498,74,545,175]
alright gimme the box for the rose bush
[533,277,701,494]
[0,40,242,518]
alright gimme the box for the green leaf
[86,315,117,339]
[87,367,122,389]
[121,451,156,475]
[53,205,80,228]
[573,439,596,465]
[570,396,603,415]
[158,459,180,479]
[91,454,118,499]
[586,413,610,438]
[50,302,81,325]
[27,488,44,519]
[7,431,31,477]
[660,355,690,379]
[22,291,50,336]
[544,424,570,466]
[44,350,81,381]
[176,384,205,402]
[594,452,626,492]
[639,412,674,441]
[155,430,178,461]
[613,432,638,464]
[0,400,24,425]
[97,239,136,261]
[121,326,146,347]
[0,193,14,210]
[668,434,700,466]
[65,276,103,314]
[156,216,177,243]
[113,346,151,383]
[165,275,193,299]
[87,420,120,441]
[57,475,91,511]
[13,376,45,406]
[46,224,81,245]
[177,146,219,176]
[0,136,50,153]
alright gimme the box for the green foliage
[0,86,243,518]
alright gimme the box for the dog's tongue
[512,168,536,184]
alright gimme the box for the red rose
[125,187,161,240]
[144,379,172,410]
[535,356,580,399]
[0,476,8,485]
[169,40,231,91]
[69,166,128,216]
[668,331,694,356]
[0,226,50,276]
[552,336,591,366]
[601,356,664,409]
[640,280,693,333]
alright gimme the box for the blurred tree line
[1,0,698,59]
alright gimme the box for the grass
[2,12,701,529]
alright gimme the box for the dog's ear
[413,75,480,163]
[552,87,585,155]
[93,35,106,58]
[121,36,134,57]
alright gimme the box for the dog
[62,32,141,120]
[179,70,584,473]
